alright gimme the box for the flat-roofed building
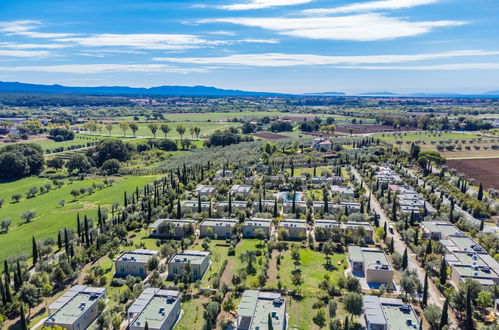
[363,296,420,330]
[392,185,436,216]
[441,234,484,254]
[310,176,343,186]
[252,200,277,214]
[330,185,355,198]
[45,285,106,330]
[282,201,307,214]
[216,201,248,213]
[180,200,211,214]
[128,289,181,330]
[348,246,393,285]
[421,221,462,240]
[216,169,233,177]
[168,250,210,280]
[230,184,253,197]
[314,219,340,241]
[114,249,159,278]
[243,218,272,238]
[149,219,197,239]
[312,201,332,213]
[199,218,238,238]
[195,185,216,197]
[445,251,499,290]
[236,290,286,330]
[278,219,307,240]
[374,166,401,184]
[342,222,374,244]
[333,202,362,214]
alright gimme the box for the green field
[82,121,241,139]
[376,131,481,143]
[0,175,160,267]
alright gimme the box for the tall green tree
[439,258,447,285]
[402,247,408,270]
[477,183,483,201]
[32,236,38,265]
[466,285,474,330]
[422,272,429,308]
[439,298,448,329]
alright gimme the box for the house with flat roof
[363,296,420,330]
[168,250,210,280]
[45,285,106,330]
[216,169,233,177]
[128,288,181,330]
[114,249,159,278]
[149,219,196,239]
[342,222,374,244]
[333,202,362,214]
[216,201,248,213]
[392,185,436,216]
[311,176,343,186]
[195,185,216,197]
[374,166,401,184]
[230,184,253,197]
[282,201,307,214]
[421,221,462,240]
[314,219,340,241]
[236,290,286,330]
[278,219,307,240]
[446,251,499,290]
[252,200,277,214]
[330,185,355,198]
[348,246,393,285]
[180,200,211,214]
[243,218,272,238]
[440,234,484,254]
[199,218,238,238]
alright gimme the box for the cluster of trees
[48,128,75,142]
[0,144,44,180]
[205,128,253,147]
[270,121,293,132]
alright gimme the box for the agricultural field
[0,174,160,267]
[80,120,241,139]
[1,134,114,154]
[377,131,499,157]
[447,158,499,190]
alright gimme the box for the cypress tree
[197,194,202,213]
[124,191,128,207]
[422,272,428,307]
[414,228,419,246]
[439,257,447,285]
[4,276,12,303]
[291,189,296,214]
[77,213,81,238]
[228,193,232,216]
[466,285,474,330]
[20,305,28,330]
[426,241,432,255]
[273,199,278,218]
[439,298,448,329]
[208,200,212,218]
[64,228,69,253]
[268,313,274,330]
[259,194,262,213]
[409,210,415,226]
[479,219,484,232]
[344,316,349,330]
[32,236,38,265]
[177,199,181,219]
[145,322,149,330]
[57,231,62,250]
[324,189,329,213]
[477,183,483,201]
[97,205,102,225]
[402,247,408,270]
[84,215,89,245]
[0,276,5,305]
[367,192,371,210]
[389,238,394,254]
[383,222,387,241]
[4,260,9,284]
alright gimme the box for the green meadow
[0,175,160,267]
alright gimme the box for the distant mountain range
[0,81,287,97]
[0,81,499,97]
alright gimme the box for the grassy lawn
[174,295,209,330]
[0,175,160,269]
[286,166,331,177]
[191,239,230,288]
[80,121,241,139]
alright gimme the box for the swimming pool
[275,192,302,202]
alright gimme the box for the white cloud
[206,31,238,36]
[0,63,208,74]
[0,42,68,49]
[0,49,52,58]
[0,20,74,38]
[200,13,465,41]
[220,0,315,11]
[304,0,437,15]
[154,50,499,67]
[335,63,499,70]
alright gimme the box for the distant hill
[0,81,288,97]
[302,91,346,96]
[484,90,499,95]
[357,92,399,96]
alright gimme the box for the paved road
[351,167,458,325]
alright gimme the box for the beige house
[236,291,286,330]
[363,296,420,330]
[230,184,253,197]
[195,185,216,197]
[215,201,248,213]
[180,200,211,214]
[348,246,393,285]
[114,249,159,278]
[128,289,181,330]
[252,200,277,214]
[199,218,238,239]
[168,250,210,280]
[282,201,307,214]
[243,218,272,238]
[45,285,106,330]
[149,219,197,239]
[278,219,307,240]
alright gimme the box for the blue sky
[0,0,498,93]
